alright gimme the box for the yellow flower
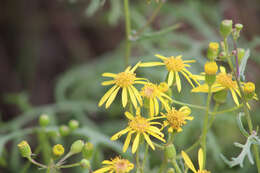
[99,62,147,109]
[93,157,134,173]
[161,106,193,133]
[140,54,199,92]
[53,144,64,157]
[181,148,210,173]
[192,66,241,106]
[140,82,172,117]
[204,62,218,75]
[111,109,165,153]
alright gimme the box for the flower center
[115,160,129,173]
[166,109,185,131]
[129,117,149,133]
[115,72,136,88]
[141,84,157,98]
[216,73,236,88]
[164,56,184,72]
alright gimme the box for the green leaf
[239,49,250,81]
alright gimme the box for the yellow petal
[130,61,141,72]
[125,112,134,120]
[128,87,138,109]
[98,85,118,107]
[122,87,128,107]
[111,128,130,141]
[132,133,140,153]
[123,131,134,152]
[231,89,239,106]
[146,130,165,142]
[125,66,131,72]
[181,151,196,173]
[105,87,120,108]
[130,86,143,106]
[154,98,159,116]
[168,71,174,86]
[155,54,168,60]
[181,71,195,88]
[175,72,181,92]
[134,81,147,85]
[149,99,154,117]
[102,160,113,164]
[102,73,117,77]
[198,148,204,170]
[220,66,226,73]
[101,80,115,86]
[183,60,196,63]
[93,166,112,173]
[179,106,191,116]
[143,133,155,150]
[139,62,164,67]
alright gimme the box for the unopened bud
[80,159,90,169]
[204,62,218,75]
[167,168,175,173]
[237,48,245,64]
[244,82,255,100]
[70,140,84,155]
[82,142,94,159]
[220,20,233,38]
[69,120,79,131]
[59,125,70,136]
[52,144,64,157]
[39,114,50,127]
[18,141,32,158]
[207,42,219,60]
[235,24,243,32]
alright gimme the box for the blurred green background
[0,0,259,172]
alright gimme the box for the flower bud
[213,90,228,104]
[167,168,175,173]
[39,114,50,127]
[235,23,243,31]
[69,120,79,131]
[82,142,94,159]
[220,20,233,38]
[244,82,255,100]
[80,159,91,169]
[17,141,32,158]
[204,62,218,75]
[207,42,219,60]
[165,144,176,159]
[59,125,70,136]
[70,140,84,155]
[237,48,245,64]
[52,144,64,157]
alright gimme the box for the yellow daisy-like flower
[192,66,241,106]
[111,109,165,153]
[52,144,65,157]
[140,54,199,92]
[98,62,147,109]
[140,82,172,117]
[161,106,193,133]
[181,148,211,173]
[93,157,134,173]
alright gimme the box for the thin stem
[124,0,131,67]
[208,103,219,129]
[58,163,80,169]
[136,148,141,173]
[56,152,73,166]
[152,142,164,150]
[159,151,167,173]
[213,104,242,115]
[171,160,182,173]
[201,86,212,169]
[28,158,47,169]
[171,99,206,110]
[133,2,163,38]
[142,144,149,172]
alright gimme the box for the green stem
[201,85,212,169]
[159,152,167,173]
[28,158,47,169]
[133,2,163,38]
[136,148,141,173]
[56,152,73,166]
[142,144,149,172]
[213,104,242,115]
[208,103,219,129]
[58,163,80,169]
[171,160,182,173]
[124,0,131,67]
[152,142,164,150]
[171,99,206,110]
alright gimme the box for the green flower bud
[39,114,50,127]
[68,120,79,131]
[244,82,255,100]
[167,168,175,173]
[220,20,233,38]
[235,23,243,31]
[70,140,84,155]
[213,90,228,104]
[237,48,245,64]
[165,144,176,159]
[82,142,94,159]
[17,141,32,158]
[207,42,219,60]
[59,125,70,136]
[80,159,90,169]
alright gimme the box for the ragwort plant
[17,1,260,173]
